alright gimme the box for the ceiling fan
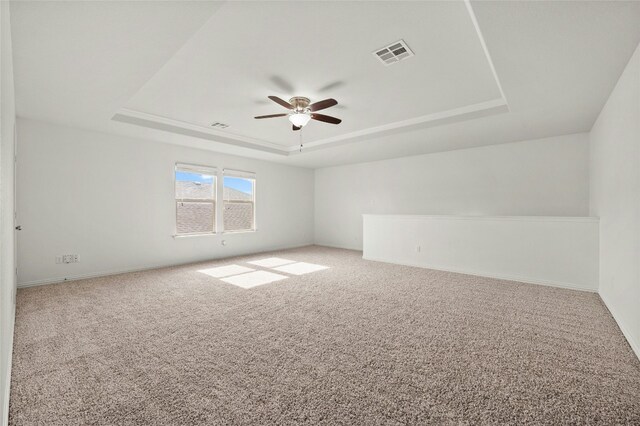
[255,96,342,131]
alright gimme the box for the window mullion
[216,173,224,233]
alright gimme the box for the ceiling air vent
[210,122,229,129]
[373,39,414,66]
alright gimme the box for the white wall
[363,215,599,291]
[590,42,640,358]
[315,133,590,250]
[16,118,314,286]
[0,1,16,423]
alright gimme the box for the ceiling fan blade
[268,96,293,110]
[254,113,288,119]
[311,113,342,124]
[292,125,301,131]
[309,98,337,112]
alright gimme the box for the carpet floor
[9,246,640,425]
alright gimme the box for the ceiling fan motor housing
[289,97,311,112]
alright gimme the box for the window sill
[172,229,257,238]
[173,232,218,239]
[222,229,257,234]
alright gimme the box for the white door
[13,123,19,297]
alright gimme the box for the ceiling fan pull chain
[299,127,303,152]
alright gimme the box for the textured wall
[590,41,640,358]
[1,1,17,422]
[16,118,314,286]
[315,133,590,250]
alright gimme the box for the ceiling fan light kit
[255,95,342,131]
[289,113,311,127]
[288,97,312,127]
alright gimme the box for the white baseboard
[363,256,598,293]
[314,242,363,252]
[2,304,15,426]
[599,291,640,361]
[18,243,314,288]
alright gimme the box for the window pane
[223,176,255,231]
[176,201,215,234]
[175,168,216,234]
[175,171,214,199]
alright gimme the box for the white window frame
[222,169,257,233]
[174,163,218,237]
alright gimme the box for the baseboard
[599,291,640,361]
[314,242,363,252]
[18,243,314,288]
[2,304,15,426]
[362,256,598,293]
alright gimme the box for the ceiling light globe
[289,113,311,127]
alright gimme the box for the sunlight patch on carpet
[220,271,289,289]
[272,262,329,275]
[198,265,255,278]
[247,257,296,268]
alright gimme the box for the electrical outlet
[57,254,79,264]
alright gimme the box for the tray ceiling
[116,0,506,152]
[10,1,640,167]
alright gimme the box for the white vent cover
[373,40,414,66]
[210,122,229,129]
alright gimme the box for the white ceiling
[122,0,503,148]
[10,0,221,129]
[10,1,640,168]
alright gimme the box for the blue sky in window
[176,171,213,183]
[224,176,253,194]
[176,172,252,194]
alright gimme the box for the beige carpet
[9,246,640,425]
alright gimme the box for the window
[223,170,256,232]
[175,164,217,235]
